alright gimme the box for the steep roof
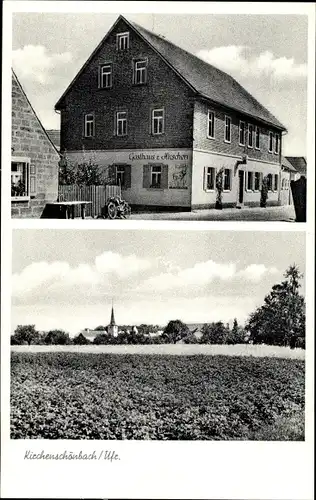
[285,157,307,176]
[55,15,286,130]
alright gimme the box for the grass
[10,352,305,440]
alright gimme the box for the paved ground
[129,204,296,222]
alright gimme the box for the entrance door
[238,170,244,205]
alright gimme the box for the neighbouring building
[11,69,60,218]
[285,157,307,179]
[46,130,61,152]
[55,15,287,211]
[280,156,299,206]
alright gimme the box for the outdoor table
[46,201,92,219]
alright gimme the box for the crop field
[11,352,305,440]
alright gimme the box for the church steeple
[110,302,116,326]
[108,300,118,337]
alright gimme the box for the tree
[73,333,90,345]
[12,325,40,345]
[93,333,111,345]
[43,329,71,345]
[226,318,246,344]
[245,264,305,348]
[161,320,190,344]
[200,322,229,344]
[94,325,107,331]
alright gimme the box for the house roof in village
[12,69,60,156]
[285,156,307,177]
[281,156,298,172]
[55,16,286,131]
[46,129,60,151]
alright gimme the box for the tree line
[11,265,305,349]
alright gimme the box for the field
[11,351,305,440]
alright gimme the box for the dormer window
[117,32,129,51]
[99,63,112,89]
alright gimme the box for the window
[223,168,232,190]
[248,124,253,148]
[151,165,162,188]
[224,116,231,142]
[133,59,147,85]
[274,174,279,191]
[117,32,129,51]
[267,173,273,191]
[254,172,260,191]
[99,64,112,88]
[84,114,95,137]
[152,109,164,135]
[275,134,280,154]
[239,121,245,146]
[208,111,215,139]
[205,166,215,190]
[269,131,274,152]
[11,157,33,200]
[116,165,125,187]
[116,111,127,136]
[255,126,260,149]
[247,171,254,190]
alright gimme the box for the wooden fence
[58,185,121,218]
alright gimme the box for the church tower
[107,302,118,337]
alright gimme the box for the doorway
[238,170,244,205]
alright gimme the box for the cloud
[12,252,151,299]
[197,46,307,81]
[95,251,151,278]
[139,260,279,292]
[12,45,72,85]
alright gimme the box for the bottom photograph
[10,229,305,440]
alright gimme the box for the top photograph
[11,13,307,221]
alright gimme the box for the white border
[1,2,315,499]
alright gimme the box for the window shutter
[107,164,116,185]
[125,165,131,188]
[259,172,263,190]
[143,165,150,188]
[229,169,233,190]
[29,163,37,196]
[161,164,168,189]
[203,166,207,191]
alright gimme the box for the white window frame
[116,111,127,136]
[248,123,253,149]
[205,166,216,191]
[99,63,112,89]
[84,113,95,137]
[239,120,245,146]
[223,168,232,191]
[255,126,260,150]
[254,171,260,192]
[151,165,162,189]
[11,156,30,201]
[274,134,280,154]
[268,131,274,153]
[152,108,165,135]
[207,111,215,139]
[116,32,130,51]
[133,59,148,85]
[224,116,231,143]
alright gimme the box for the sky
[11,12,308,156]
[11,229,306,335]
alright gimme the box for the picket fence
[58,184,121,218]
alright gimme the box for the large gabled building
[55,15,286,211]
